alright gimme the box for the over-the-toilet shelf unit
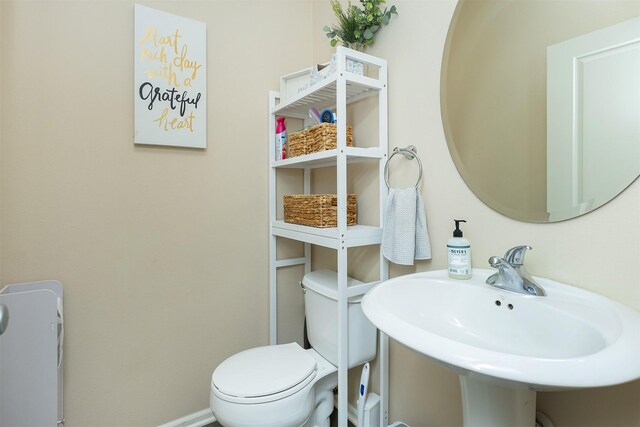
[268,47,389,427]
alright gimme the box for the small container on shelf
[288,129,308,158]
[284,194,357,228]
[275,117,287,160]
[279,68,312,102]
[286,123,354,159]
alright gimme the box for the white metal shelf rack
[268,47,390,427]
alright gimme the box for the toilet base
[302,366,338,427]
[211,348,338,427]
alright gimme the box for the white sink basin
[362,269,640,426]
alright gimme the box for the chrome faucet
[486,245,546,296]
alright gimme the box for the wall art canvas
[134,4,207,148]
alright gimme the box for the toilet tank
[302,270,377,368]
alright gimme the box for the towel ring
[384,145,423,189]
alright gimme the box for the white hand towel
[382,187,432,265]
[414,191,432,261]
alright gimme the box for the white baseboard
[158,408,216,427]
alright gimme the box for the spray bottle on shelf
[276,117,287,160]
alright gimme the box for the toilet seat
[212,343,317,404]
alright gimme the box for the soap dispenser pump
[447,219,472,279]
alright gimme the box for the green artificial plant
[323,0,398,50]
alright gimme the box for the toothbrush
[357,362,370,426]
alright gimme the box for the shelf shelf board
[272,73,384,119]
[271,221,382,249]
[272,147,385,169]
[269,47,389,427]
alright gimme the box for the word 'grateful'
[138,82,201,117]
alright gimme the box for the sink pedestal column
[459,375,536,427]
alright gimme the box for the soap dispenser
[447,219,471,279]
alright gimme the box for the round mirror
[441,0,640,222]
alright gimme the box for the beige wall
[1,0,638,426]
[0,1,313,425]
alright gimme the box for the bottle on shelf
[276,117,287,160]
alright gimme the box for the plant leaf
[326,0,397,48]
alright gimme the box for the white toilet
[210,270,377,427]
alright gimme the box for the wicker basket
[288,129,307,158]
[284,194,357,227]
[287,123,354,158]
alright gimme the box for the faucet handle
[503,245,532,266]
[487,256,523,288]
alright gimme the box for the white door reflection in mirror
[547,17,640,221]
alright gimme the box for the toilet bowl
[211,344,337,427]
[210,270,377,427]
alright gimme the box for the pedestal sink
[361,269,640,427]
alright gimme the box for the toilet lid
[213,343,316,399]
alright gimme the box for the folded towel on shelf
[382,187,432,265]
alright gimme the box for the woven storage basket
[287,123,354,158]
[284,194,357,227]
[288,130,307,158]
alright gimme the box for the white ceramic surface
[362,269,640,391]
